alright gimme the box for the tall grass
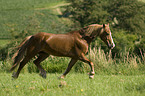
[86,47,145,75]
[0,47,144,75]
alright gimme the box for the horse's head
[100,24,115,49]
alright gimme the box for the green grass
[0,0,71,39]
[0,40,10,47]
[0,0,72,47]
[0,0,65,10]
[0,73,144,96]
[139,0,145,2]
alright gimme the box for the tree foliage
[64,0,110,27]
[107,0,145,34]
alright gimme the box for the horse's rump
[12,36,32,60]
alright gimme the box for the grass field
[0,73,144,96]
[139,0,145,2]
[0,0,72,47]
[0,0,65,35]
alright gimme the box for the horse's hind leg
[12,47,39,79]
[33,52,49,78]
[12,56,31,78]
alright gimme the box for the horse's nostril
[111,44,115,49]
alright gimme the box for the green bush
[64,0,110,27]
[107,0,145,34]
[26,56,70,73]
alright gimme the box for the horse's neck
[68,26,102,44]
[83,36,95,44]
[92,27,102,37]
[80,27,102,44]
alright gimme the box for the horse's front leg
[59,58,78,79]
[79,53,95,79]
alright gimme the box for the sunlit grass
[139,0,145,2]
[0,73,144,96]
[0,0,65,10]
[0,40,10,47]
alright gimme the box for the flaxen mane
[79,24,102,38]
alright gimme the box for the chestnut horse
[10,23,115,79]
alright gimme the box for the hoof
[90,71,95,75]
[89,75,94,79]
[58,75,65,79]
[89,71,95,79]
[12,72,18,79]
[40,72,46,79]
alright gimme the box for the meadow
[0,47,144,96]
[0,73,145,96]
[0,0,70,40]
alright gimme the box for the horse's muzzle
[108,42,115,49]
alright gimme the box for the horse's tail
[10,35,32,71]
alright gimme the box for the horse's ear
[103,24,105,28]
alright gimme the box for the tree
[64,0,110,27]
[107,0,145,35]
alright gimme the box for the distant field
[139,0,145,2]
[0,0,72,47]
[0,0,70,39]
[0,73,144,96]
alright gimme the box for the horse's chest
[75,39,88,54]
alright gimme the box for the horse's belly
[43,46,75,57]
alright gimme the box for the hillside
[0,0,71,40]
